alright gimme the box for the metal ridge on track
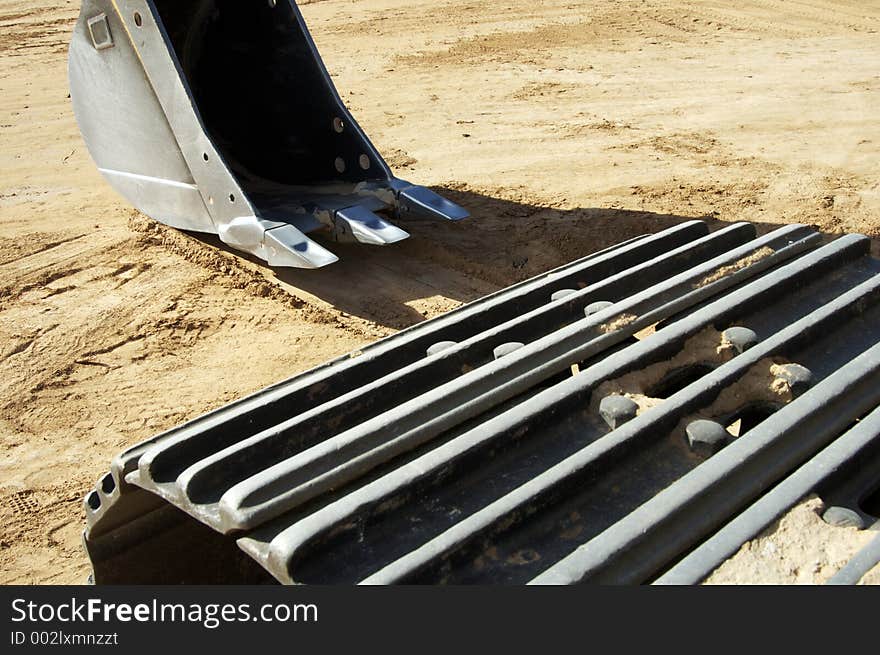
[83,221,880,584]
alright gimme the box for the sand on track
[0,0,878,584]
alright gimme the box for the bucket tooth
[335,206,410,245]
[263,226,339,269]
[218,216,285,252]
[218,216,337,268]
[392,182,470,222]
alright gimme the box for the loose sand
[1,0,878,583]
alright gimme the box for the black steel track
[83,221,880,584]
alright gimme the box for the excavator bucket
[68,1,468,268]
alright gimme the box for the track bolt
[585,301,614,317]
[599,395,639,429]
[426,341,457,357]
[686,419,732,457]
[720,327,759,355]
[494,342,525,360]
[772,363,814,397]
[821,506,865,530]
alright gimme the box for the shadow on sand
[191,186,793,329]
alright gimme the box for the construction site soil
[1,0,878,583]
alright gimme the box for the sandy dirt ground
[706,496,879,584]
[1,0,879,584]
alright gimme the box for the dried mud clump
[696,247,775,288]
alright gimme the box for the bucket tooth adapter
[69,1,468,268]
